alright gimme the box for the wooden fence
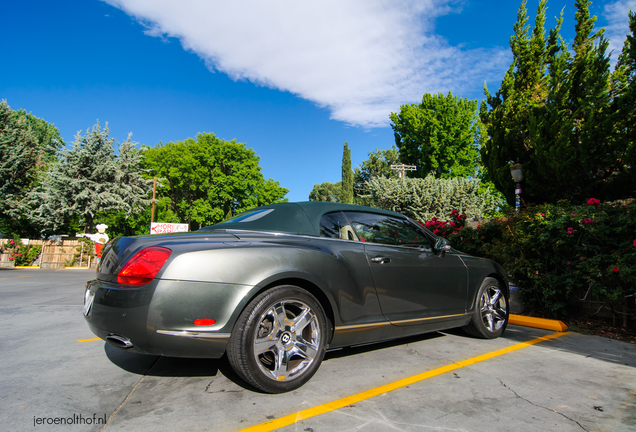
[0,239,97,269]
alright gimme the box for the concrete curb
[509,314,568,332]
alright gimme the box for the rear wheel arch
[250,277,335,344]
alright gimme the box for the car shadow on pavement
[104,343,256,390]
[324,331,445,360]
[105,343,221,377]
[103,331,448,392]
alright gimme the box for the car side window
[319,212,358,241]
[343,212,431,248]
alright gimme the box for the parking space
[2,268,635,431]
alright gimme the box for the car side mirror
[434,238,452,252]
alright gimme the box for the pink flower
[567,227,574,235]
[535,270,539,274]
[580,257,585,260]
[566,261,571,265]
[582,218,597,224]
[613,266,619,272]
[433,229,439,234]
[477,225,482,230]
[587,198,600,206]
[540,213,545,217]
[633,239,636,247]
[449,221,456,227]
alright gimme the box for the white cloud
[603,0,634,62]
[103,0,508,127]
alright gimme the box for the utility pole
[390,164,416,179]
[151,177,157,223]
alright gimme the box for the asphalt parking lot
[1,268,635,432]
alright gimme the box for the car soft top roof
[199,201,406,236]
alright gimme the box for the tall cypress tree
[481,0,550,204]
[608,10,636,197]
[341,142,353,204]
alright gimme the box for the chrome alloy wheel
[252,299,320,382]
[480,285,507,333]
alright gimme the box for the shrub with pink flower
[446,199,636,321]
[421,209,469,239]
[3,235,42,267]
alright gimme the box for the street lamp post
[510,163,524,213]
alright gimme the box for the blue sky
[3,0,634,202]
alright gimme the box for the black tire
[227,285,328,393]
[463,277,509,339]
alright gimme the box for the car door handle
[371,257,391,264]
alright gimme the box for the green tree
[354,145,400,187]
[390,92,482,179]
[142,133,288,229]
[341,142,353,204]
[353,145,401,205]
[26,122,152,234]
[308,181,343,202]
[481,0,635,205]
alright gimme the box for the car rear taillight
[117,247,172,286]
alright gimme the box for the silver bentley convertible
[84,201,509,393]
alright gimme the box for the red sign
[150,223,189,234]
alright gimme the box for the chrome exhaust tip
[106,334,134,349]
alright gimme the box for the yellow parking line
[77,338,102,342]
[0,275,32,279]
[236,332,569,432]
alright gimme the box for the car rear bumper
[83,278,254,358]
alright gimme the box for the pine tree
[0,101,40,217]
[0,101,63,236]
[26,123,153,234]
[607,9,636,197]
[481,0,631,204]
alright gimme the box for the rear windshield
[221,209,275,223]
